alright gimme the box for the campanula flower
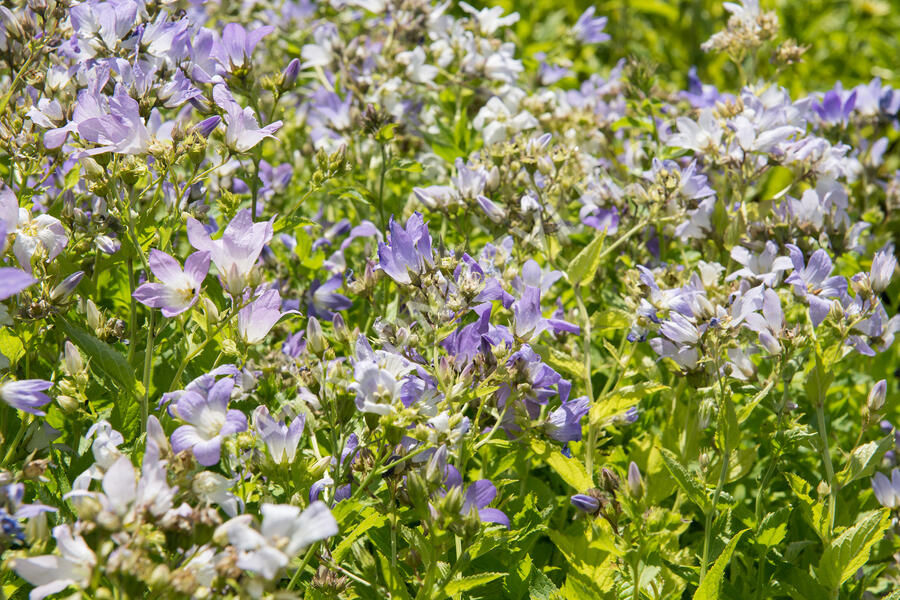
[187,209,274,294]
[253,406,305,464]
[170,377,247,466]
[11,525,96,600]
[377,213,434,285]
[132,250,210,317]
[0,379,52,415]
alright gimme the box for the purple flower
[0,268,36,300]
[253,406,305,464]
[77,84,150,155]
[377,213,434,285]
[170,377,247,466]
[238,288,295,344]
[545,396,590,442]
[0,379,52,415]
[570,493,600,513]
[213,85,282,153]
[784,245,847,327]
[132,250,210,317]
[813,87,856,126]
[511,286,579,341]
[309,275,352,320]
[187,209,274,294]
[572,7,610,44]
[218,23,274,72]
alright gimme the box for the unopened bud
[85,299,101,330]
[306,316,327,356]
[64,340,83,375]
[868,379,887,413]
[281,58,300,89]
[816,481,831,497]
[626,461,643,499]
[50,271,84,301]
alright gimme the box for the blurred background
[473,0,900,94]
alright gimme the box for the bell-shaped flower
[253,406,305,464]
[544,396,590,442]
[238,288,296,344]
[784,245,847,327]
[217,23,274,72]
[213,85,282,153]
[1,188,67,273]
[872,469,900,509]
[170,377,247,466]
[511,286,579,341]
[133,250,210,317]
[187,209,274,294]
[377,212,434,285]
[214,501,338,580]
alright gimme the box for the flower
[0,267,36,300]
[170,377,247,466]
[214,502,338,580]
[1,188,67,273]
[458,479,509,527]
[0,379,52,415]
[11,525,96,600]
[212,85,282,153]
[253,406,305,464]
[377,213,434,285]
[237,288,295,344]
[784,245,847,327]
[872,469,900,509]
[132,250,210,317]
[187,209,274,294]
[511,285,580,341]
[544,396,590,442]
[869,246,897,294]
[350,336,415,415]
[570,493,600,513]
[572,7,610,44]
[218,23,274,72]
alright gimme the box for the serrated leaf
[817,509,890,591]
[56,317,136,394]
[530,439,593,491]
[837,436,894,486]
[784,473,830,543]
[590,309,631,330]
[273,215,318,234]
[567,231,607,286]
[756,507,790,548]
[444,572,504,595]
[694,529,748,600]
[332,507,386,562]
[590,382,668,425]
[658,448,710,513]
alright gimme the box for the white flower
[473,96,537,146]
[0,188,68,273]
[215,502,338,580]
[12,525,96,600]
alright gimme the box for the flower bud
[306,316,327,356]
[64,340,83,375]
[50,271,84,301]
[281,58,301,89]
[85,299,101,330]
[868,379,887,413]
[626,461,644,499]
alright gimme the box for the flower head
[132,250,210,317]
[170,377,247,466]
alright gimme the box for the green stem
[377,143,388,231]
[287,542,319,590]
[574,285,596,481]
[816,399,837,536]
[0,414,31,469]
[141,311,155,433]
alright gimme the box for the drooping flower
[214,502,338,580]
[132,250,210,317]
[170,377,247,466]
[0,379,52,415]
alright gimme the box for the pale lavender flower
[11,525,96,600]
[872,469,900,509]
[870,246,897,294]
[0,267,36,300]
[727,242,794,287]
[572,7,610,44]
[511,286,579,341]
[170,377,247,466]
[214,502,338,580]
[77,85,151,155]
[253,406,305,464]
[0,379,52,415]
[132,250,210,317]
[213,85,282,153]
[238,288,295,344]
[218,23,274,72]
[187,209,274,294]
[544,396,590,442]
[784,245,847,327]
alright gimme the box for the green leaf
[658,448,710,513]
[567,231,607,286]
[56,317,136,395]
[694,529,748,600]
[714,396,741,453]
[784,473,830,543]
[0,329,24,367]
[332,507,387,562]
[756,507,790,548]
[837,436,894,486]
[816,509,891,591]
[590,308,631,330]
[590,383,668,425]
[530,439,593,491]
[444,572,504,595]
[273,215,317,234]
